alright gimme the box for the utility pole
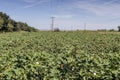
[84,23,86,31]
[71,25,73,31]
[51,17,55,31]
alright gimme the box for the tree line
[0,12,38,32]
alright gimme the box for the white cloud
[23,0,51,8]
[22,0,38,3]
[103,0,119,5]
[51,14,73,18]
[75,0,120,17]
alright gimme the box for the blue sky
[0,0,120,30]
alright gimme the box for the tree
[0,12,38,32]
[118,26,120,32]
[0,17,4,30]
[13,22,21,31]
[7,20,15,32]
[54,28,60,32]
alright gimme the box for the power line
[51,16,55,31]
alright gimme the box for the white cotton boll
[36,62,39,64]
[94,73,96,75]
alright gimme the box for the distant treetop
[0,12,38,32]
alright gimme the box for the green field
[0,31,120,80]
